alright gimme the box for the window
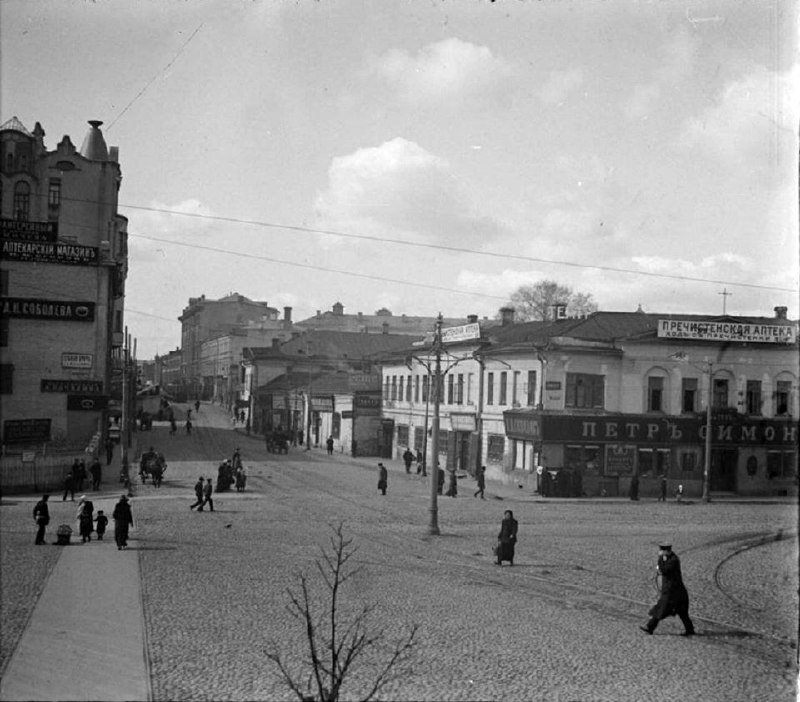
[527,370,537,406]
[437,430,449,454]
[407,375,412,401]
[391,375,397,401]
[712,378,729,408]
[422,375,429,402]
[0,318,8,347]
[48,179,61,217]
[397,425,409,447]
[648,377,664,412]
[775,380,791,416]
[447,375,454,404]
[512,371,520,405]
[114,310,123,333]
[0,364,13,394]
[384,376,390,400]
[680,452,697,473]
[565,373,605,409]
[467,373,473,404]
[414,376,420,403]
[565,445,604,475]
[499,371,508,405]
[745,380,762,415]
[682,378,697,413]
[767,451,797,479]
[456,373,464,405]
[487,372,494,405]
[487,434,505,462]
[13,181,30,220]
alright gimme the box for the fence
[0,453,80,494]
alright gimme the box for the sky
[2,0,798,358]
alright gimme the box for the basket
[56,524,73,545]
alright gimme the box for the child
[94,510,109,540]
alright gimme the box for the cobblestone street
[2,403,797,701]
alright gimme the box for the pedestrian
[659,475,667,502]
[239,410,246,424]
[94,510,108,540]
[195,399,200,413]
[474,465,486,499]
[33,494,50,545]
[202,477,214,512]
[75,459,87,492]
[415,449,424,475]
[402,448,414,473]
[445,470,458,497]
[437,467,444,495]
[185,418,192,435]
[640,544,695,636]
[326,436,334,456]
[112,495,134,550]
[629,474,640,501]
[76,496,94,542]
[190,477,205,511]
[105,438,114,466]
[169,417,177,436]
[89,457,102,491]
[62,470,75,502]
[495,509,518,566]
[232,448,241,471]
[676,484,684,503]
[298,429,304,446]
[187,408,192,421]
[235,466,247,492]
[377,463,388,496]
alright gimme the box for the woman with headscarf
[112,495,134,550]
[495,510,518,566]
[76,496,94,543]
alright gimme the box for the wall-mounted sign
[3,418,52,444]
[354,392,381,416]
[441,322,481,345]
[0,218,58,242]
[657,319,797,344]
[503,412,540,439]
[67,394,108,411]
[41,379,103,393]
[311,396,334,412]
[1,240,99,266]
[450,413,477,432]
[604,444,636,475]
[545,381,562,390]
[61,353,94,369]
[349,372,381,391]
[0,298,95,322]
[342,410,354,419]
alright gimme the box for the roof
[294,310,494,336]
[277,329,422,360]
[0,116,32,136]
[257,370,354,395]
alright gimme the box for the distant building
[1,117,127,451]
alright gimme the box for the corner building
[0,117,127,450]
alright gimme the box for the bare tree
[266,523,419,702]
[507,279,598,321]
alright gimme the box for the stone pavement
[0,501,149,701]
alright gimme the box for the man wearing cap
[190,477,205,511]
[640,543,695,636]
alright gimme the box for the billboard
[0,298,95,322]
[657,319,796,344]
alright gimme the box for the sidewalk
[0,497,149,702]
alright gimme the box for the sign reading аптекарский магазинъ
[1,239,99,265]
[657,320,796,344]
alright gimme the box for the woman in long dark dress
[77,497,94,542]
[112,495,134,550]
[496,510,518,566]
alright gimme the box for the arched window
[13,181,30,220]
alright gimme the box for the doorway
[710,449,737,492]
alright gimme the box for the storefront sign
[354,392,381,416]
[3,418,51,443]
[545,381,562,390]
[503,412,540,439]
[311,396,334,412]
[1,240,99,266]
[61,353,94,369]
[41,379,103,393]
[0,218,57,242]
[605,444,636,474]
[449,413,476,432]
[657,319,797,344]
[67,394,108,411]
[349,372,381,391]
[441,322,481,344]
[342,410,354,419]
[1,298,95,321]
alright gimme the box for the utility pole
[121,328,131,490]
[702,361,713,503]
[428,314,443,536]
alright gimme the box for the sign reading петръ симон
[1,240,99,266]
[0,298,95,321]
[657,319,796,344]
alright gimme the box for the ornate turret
[80,120,108,161]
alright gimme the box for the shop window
[437,430,449,454]
[0,363,13,394]
[745,380,762,415]
[499,371,508,405]
[397,424,409,447]
[775,381,791,416]
[447,375,454,404]
[682,378,697,413]
[565,373,605,409]
[767,451,797,479]
[565,444,603,475]
[680,452,697,473]
[487,434,505,462]
[414,431,424,452]
[638,448,653,477]
[647,377,664,412]
[487,372,494,405]
[712,378,729,408]
[13,181,30,220]
[527,370,537,406]
[456,374,464,405]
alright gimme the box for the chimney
[467,314,478,324]
[500,307,515,326]
[774,306,788,320]
[382,321,389,334]
[316,310,321,318]
[283,306,292,323]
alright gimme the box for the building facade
[1,117,127,451]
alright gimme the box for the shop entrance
[710,449,737,492]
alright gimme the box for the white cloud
[538,68,584,106]
[368,37,514,107]
[314,137,506,246]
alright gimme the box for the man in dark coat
[190,477,205,510]
[62,470,75,501]
[89,457,102,491]
[377,463,388,496]
[641,544,695,636]
[112,495,134,550]
[33,494,50,545]
[474,465,486,499]
[496,510,518,565]
[402,448,414,473]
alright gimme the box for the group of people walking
[62,457,103,501]
[33,493,133,550]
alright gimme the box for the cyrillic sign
[3,418,52,444]
[67,394,109,411]
[61,353,94,369]
[354,392,381,416]
[41,379,103,393]
[657,319,796,344]
[1,240,99,266]
[441,322,481,344]
[0,218,58,242]
[349,372,381,391]
[0,298,95,321]
[449,413,477,432]
[311,396,334,412]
